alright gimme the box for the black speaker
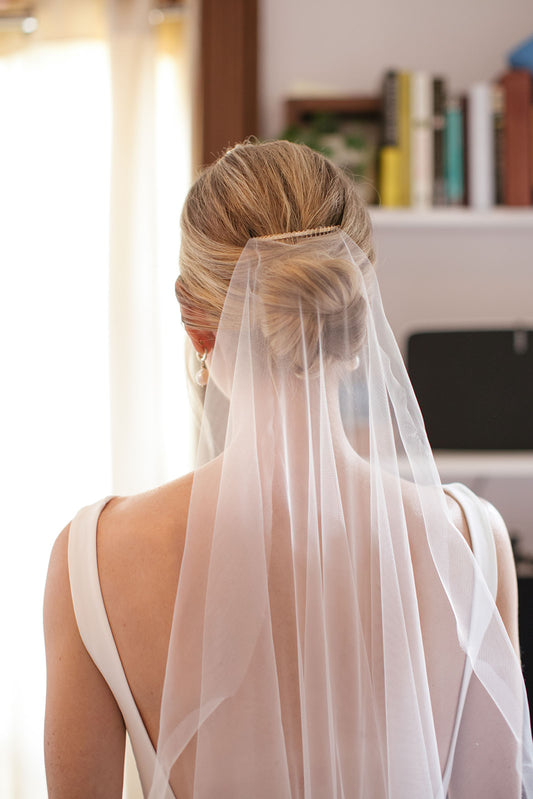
[407,329,533,450]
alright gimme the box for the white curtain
[0,1,192,796]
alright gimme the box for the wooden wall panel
[197,0,258,167]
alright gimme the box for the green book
[445,99,464,205]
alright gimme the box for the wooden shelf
[285,95,381,127]
[370,207,533,230]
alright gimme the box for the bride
[44,140,533,798]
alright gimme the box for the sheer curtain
[0,1,192,796]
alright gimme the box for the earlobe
[185,326,216,356]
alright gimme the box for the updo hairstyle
[177,140,375,374]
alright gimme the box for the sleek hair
[177,139,374,374]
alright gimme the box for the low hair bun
[178,140,375,387]
[256,248,367,375]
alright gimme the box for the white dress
[67,483,498,797]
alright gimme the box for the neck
[262,369,363,466]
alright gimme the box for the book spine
[379,70,402,206]
[398,72,411,205]
[459,95,469,205]
[382,70,398,146]
[467,83,495,209]
[380,147,402,206]
[493,84,505,205]
[445,99,464,205]
[501,69,532,206]
[530,104,533,202]
[433,77,447,205]
[410,71,433,208]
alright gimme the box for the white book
[410,72,433,209]
[468,83,495,209]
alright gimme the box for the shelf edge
[370,208,533,230]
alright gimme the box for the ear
[185,326,216,356]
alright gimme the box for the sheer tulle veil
[149,227,533,797]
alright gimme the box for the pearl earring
[195,348,209,387]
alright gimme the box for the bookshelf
[371,207,533,229]
[282,96,533,485]
[283,76,533,213]
[368,196,533,550]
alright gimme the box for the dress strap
[441,483,500,791]
[67,498,176,798]
[444,482,498,599]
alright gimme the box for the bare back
[93,463,518,794]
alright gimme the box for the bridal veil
[149,222,532,797]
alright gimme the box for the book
[382,70,398,146]
[398,72,411,205]
[531,104,533,202]
[379,70,402,206]
[493,85,505,205]
[445,99,464,205]
[410,71,433,208]
[501,69,532,206]
[459,95,469,206]
[380,147,402,206]
[467,83,495,209]
[433,77,447,205]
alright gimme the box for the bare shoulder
[98,471,195,554]
[97,473,200,733]
[45,470,196,626]
[43,525,76,675]
[44,522,126,797]
[96,471,197,631]
[481,498,520,656]
[43,522,81,663]
[480,498,514,563]
[44,523,70,617]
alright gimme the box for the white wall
[373,219,533,353]
[259,0,533,138]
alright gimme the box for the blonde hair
[177,139,374,373]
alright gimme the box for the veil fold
[150,228,533,798]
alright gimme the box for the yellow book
[379,146,402,206]
[398,71,411,206]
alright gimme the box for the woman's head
[177,139,374,372]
